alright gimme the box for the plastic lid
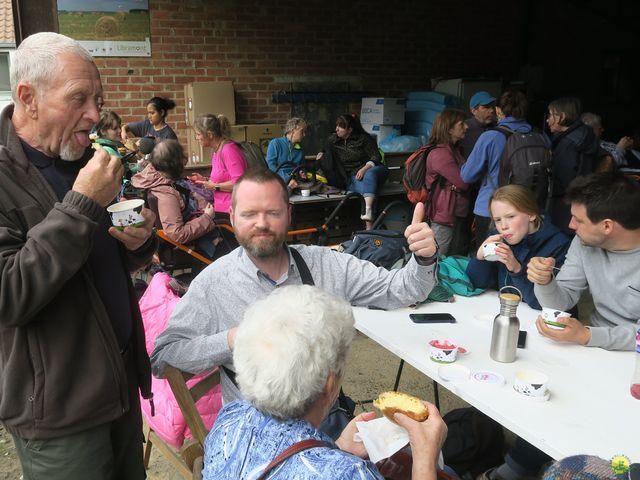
[472,370,505,385]
[439,364,471,382]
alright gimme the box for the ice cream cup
[482,242,500,261]
[541,307,570,329]
[513,370,548,398]
[107,199,145,230]
[429,339,459,364]
[301,189,311,197]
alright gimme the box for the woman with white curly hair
[202,285,448,480]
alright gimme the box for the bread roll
[373,391,429,423]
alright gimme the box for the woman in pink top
[425,109,471,256]
[191,114,247,222]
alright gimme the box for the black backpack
[341,230,410,270]
[494,126,552,210]
[441,407,505,478]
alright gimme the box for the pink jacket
[209,142,247,214]
[138,272,222,448]
[132,164,215,244]
[426,144,470,226]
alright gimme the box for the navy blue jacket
[466,219,570,310]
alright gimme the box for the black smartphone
[517,330,527,348]
[409,313,456,324]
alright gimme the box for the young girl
[466,184,571,309]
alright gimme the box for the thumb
[543,257,556,266]
[357,411,378,423]
[411,202,425,225]
[393,411,413,430]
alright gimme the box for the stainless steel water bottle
[490,286,522,363]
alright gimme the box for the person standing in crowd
[466,185,570,310]
[151,169,438,406]
[0,32,156,479]
[424,109,471,256]
[580,112,632,171]
[121,96,178,141]
[190,113,247,224]
[461,90,532,248]
[453,91,497,255]
[459,91,497,159]
[203,285,449,480]
[320,114,388,228]
[266,117,307,185]
[545,97,599,235]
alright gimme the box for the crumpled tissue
[354,416,444,467]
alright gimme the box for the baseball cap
[469,91,496,109]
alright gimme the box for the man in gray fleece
[528,172,640,350]
[152,169,439,403]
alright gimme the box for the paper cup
[301,189,311,197]
[482,242,500,261]
[541,307,570,329]
[107,199,145,230]
[429,339,458,363]
[513,370,548,398]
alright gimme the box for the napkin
[354,416,444,468]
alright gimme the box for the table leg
[393,359,405,391]
[433,380,440,410]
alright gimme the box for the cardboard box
[185,125,246,168]
[360,97,405,125]
[242,124,281,154]
[363,124,402,145]
[184,81,236,126]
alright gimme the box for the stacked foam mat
[403,91,462,138]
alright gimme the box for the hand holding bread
[373,391,429,424]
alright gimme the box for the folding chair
[143,366,220,480]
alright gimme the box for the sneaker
[360,209,373,222]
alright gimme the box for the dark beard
[238,230,286,258]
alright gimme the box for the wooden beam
[11,0,58,45]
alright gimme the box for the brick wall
[95,0,524,145]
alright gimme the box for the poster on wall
[57,0,151,57]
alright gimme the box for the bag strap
[257,439,329,480]
[291,248,315,286]
[222,248,314,386]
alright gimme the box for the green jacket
[0,105,155,439]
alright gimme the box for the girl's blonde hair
[489,184,541,226]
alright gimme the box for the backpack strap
[257,439,330,480]
[222,248,314,387]
[291,248,315,286]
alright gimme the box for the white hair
[10,32,94,101]
[234,285,355,420]
[581,112,602,129]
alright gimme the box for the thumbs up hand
[404,202,438,259]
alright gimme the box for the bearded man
[152,169,439,405]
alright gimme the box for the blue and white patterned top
[203,400,384,479]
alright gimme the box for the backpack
[341,230,410,270]
[441,407,505,477]
[494,126,552,210]
[437,256,484,297]
[403,144,438,204]
[237,141,267,171]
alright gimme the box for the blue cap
[469,91,496,109]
